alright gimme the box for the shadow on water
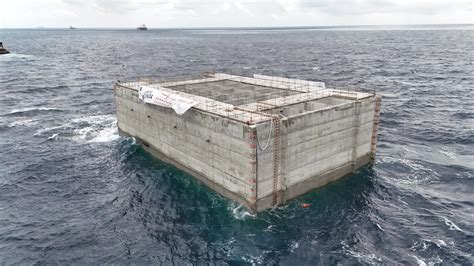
[114,138,379,263]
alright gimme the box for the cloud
[296,0,396,15]
[52,9,78,17]
[3,0,473,28]
[286,0,472,16]
[62,0,168,12]
[58,0,473,17]
[62,0,83,5]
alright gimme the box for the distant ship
[137,24,147,30]
[69,26,76,29]
[0,42,10,54]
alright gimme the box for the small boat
[0,42,10,54]
[137,24,147,30]
[69,26,76,29]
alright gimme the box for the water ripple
[0,26,472,264]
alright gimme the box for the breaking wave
[3,107,62,117]
[71,114,119,143]
[229,203,256,220]
[34,114,119,143]
[7,118,39,128]
[0,53,35,62]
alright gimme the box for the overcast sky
[1,0,473,28]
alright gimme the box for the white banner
[138,86,198,115]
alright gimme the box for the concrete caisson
[114,73,381,212]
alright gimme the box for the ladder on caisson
[272,117,281,206]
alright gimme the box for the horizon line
[1,23,473,30]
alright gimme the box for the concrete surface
[114,73,381,212]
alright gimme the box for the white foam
[88,126,120,143]
[412,238,449,251]
[70,114,119,144]
[263,224,274,232]
[34,114,119,144]
[411,255,427,266]
[341,241,383,263]
[7,107,59,115]
[289,241,299,253]
[439,149,456,159]
[0,53,35,61]
[229,203,256,220]
[241,254,265,265]
[376,223,384,231]
[380,156,436,185]
[435,239,447,247]
[34,125,66,136]
[8,118,38,128]
[47,133,59,140]
[70,114,113,124]
[442,217,463,232]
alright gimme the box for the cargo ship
[137,24,147,30]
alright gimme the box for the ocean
[0,25,473,264]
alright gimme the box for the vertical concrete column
[370,95,382,162]
[279,118,289,204]
[351,101,361,172]
[248,126,258,211]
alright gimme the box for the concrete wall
[114,83,378,212]
[114,84,256,208]
[254,95,376,210]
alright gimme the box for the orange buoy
[301,203,311,208]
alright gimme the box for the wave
[14,85,69,95]
[0,53,35,62]
[34,125,66,136]
[8,118,39,128]
[411,255,427,266]
[71,114,119,143]
[441,216,463,232]
[229,203,256,220]
[0,77,22,84]
[47,133,59,141]
[341,241,383,264]
[2,107,61,117]
[33,114,120,143]
[73,123,119,143]
[452,111,474,119]
[378,156,438,185]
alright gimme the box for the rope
[256,118,273,151]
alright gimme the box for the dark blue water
[0,26,473,264]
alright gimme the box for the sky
[1,0,473,28]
